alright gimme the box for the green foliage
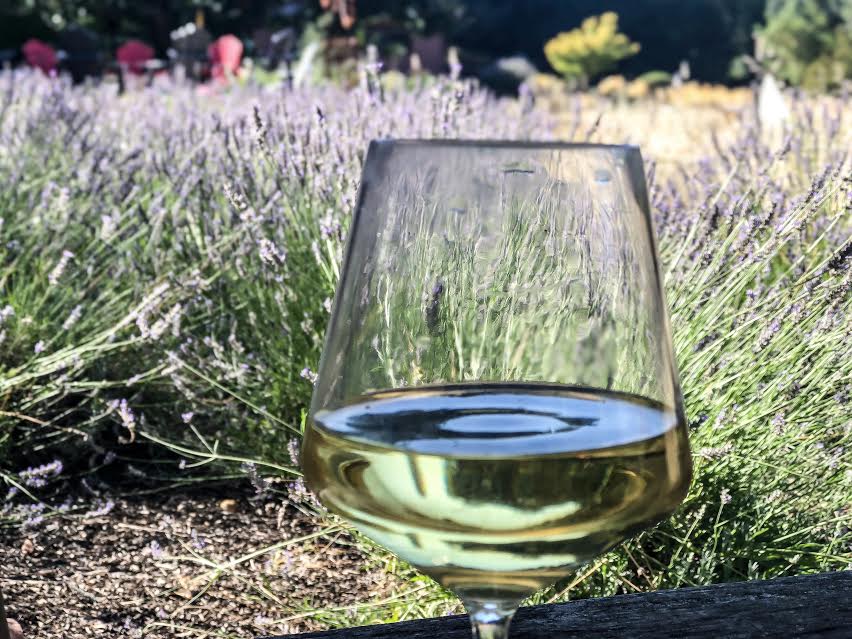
[544,12,640,87]
[635,70,672,87]
[759,0,852,90]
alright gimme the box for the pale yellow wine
[302,383,691,601]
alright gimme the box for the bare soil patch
[2,486,400,638]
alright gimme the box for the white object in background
[758,73,790,136]
[292,40,321,89]
[672,60,691,87]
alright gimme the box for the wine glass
[302,140,692,638]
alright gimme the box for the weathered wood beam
[270,572,851,639]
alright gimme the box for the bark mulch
[1,486,401,638]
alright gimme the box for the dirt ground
[1,485,401,638]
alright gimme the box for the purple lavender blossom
[0,304,14,324]
[48,250,74,286]
[108,399,137,440]
[287,439,300,467]
[258,238,287,266]
[755,318,782,351]
[190,528,206,549]
[277,549,294,575]
[19,459,63,488]
[21,503,47,528]
[62,304,83,331]
[771,412,787,434]
[85,499,115,518]
[698,443,734,459]
[241,461,269,496]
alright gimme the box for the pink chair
[22,39,58,75]
[116,40,155,75]
[208,35,243,82]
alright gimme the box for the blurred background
[3,0,851,93]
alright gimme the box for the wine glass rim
[369,138,641,153]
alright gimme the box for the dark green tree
[758,0,852,89]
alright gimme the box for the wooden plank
[0,586,10,639]
[267,571,851,638]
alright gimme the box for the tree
[0,1,320,57]
[543,11,639,87]
[758,0,852,90]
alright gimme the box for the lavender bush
[0,68,849,625]
[0,69,550,489]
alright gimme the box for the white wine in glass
[302,141,692,638]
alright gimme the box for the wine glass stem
[466,600,517,639]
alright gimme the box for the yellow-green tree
[544,12,640,88]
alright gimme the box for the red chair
[208,34,243,82]
[22,39,58,75]
[116,40,155,75]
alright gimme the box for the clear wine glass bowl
[302,140,692,638]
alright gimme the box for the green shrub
[636,70,672,87]
[544,12,640,88]
[759,0,852,90]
